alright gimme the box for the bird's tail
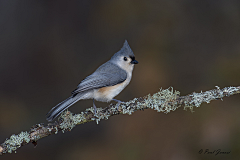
[46,94,83,122]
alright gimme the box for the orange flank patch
[98,83,123,96]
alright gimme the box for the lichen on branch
[0,86,240,155]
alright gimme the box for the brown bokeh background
[1,1,240,160]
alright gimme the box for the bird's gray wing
[72,62,127,95]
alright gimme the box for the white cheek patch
[116,61,134,74]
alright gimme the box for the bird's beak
[131,60,138,64]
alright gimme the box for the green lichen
[183,86,240,111]
[223,86,239,96]
[184,86,236,110]
[144,87,180,113]
[120,98,139,115]
[59,111,88,132]
[92,107,110,124]
[4,131,30,153]
[54,127,58,134]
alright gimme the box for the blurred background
[0,0,240,160]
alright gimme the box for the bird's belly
[94,80,129,102]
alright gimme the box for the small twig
[0,86,239,155]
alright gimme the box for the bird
[46,40,138,122]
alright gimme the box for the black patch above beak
[131,60,138,64]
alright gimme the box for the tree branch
[0,86,240,155]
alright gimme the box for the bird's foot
[112,99,124,111]
[93,99,97,116]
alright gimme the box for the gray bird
[46,40,138,122]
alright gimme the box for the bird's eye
[123,57,127,61]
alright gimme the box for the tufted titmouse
[46,40,138,121]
